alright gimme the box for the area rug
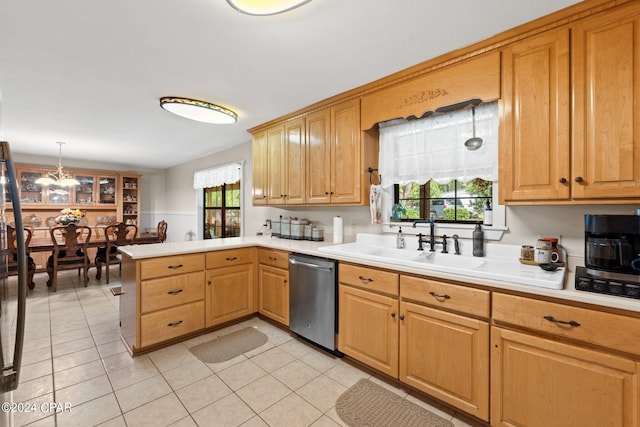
[335,379,454,427]
[110,286,122,296]
[189,327,268,363]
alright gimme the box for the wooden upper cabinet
[572,5,640,200]
[267,125,286,205]
[251,131,268,205]
[331,99,362,204]
[361,51,501,130]
[284,118,306,205]
[499,28,571,203]
[306,108,332,204]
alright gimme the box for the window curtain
[378,101,498,189]
[193,161,244,189]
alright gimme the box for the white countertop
[119,234,640,314]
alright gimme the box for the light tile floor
[2,270,486,427]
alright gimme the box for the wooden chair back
[105,222,137,246]
[157,220,167,243]
[7,224,36,289]
[49,224,92,258]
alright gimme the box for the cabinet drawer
[258,248,289,269]
[206,248,254,269]
[140,254,205,281]
[401,275,490,319]
[140,301,204,348]
[141,271,205,314]
[340,263,399,296]
[493,293,640,356]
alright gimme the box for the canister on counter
[545,237,560,262]
[521,245,535,261]
[290,218,309,240]
[271,219,281,237]
[534,238,552,264]
[280,217,291,239]
[304,224,313,240]
[311,227,324,241]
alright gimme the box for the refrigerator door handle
[0,141,27,392]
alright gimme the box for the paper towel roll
[333,216,344,244]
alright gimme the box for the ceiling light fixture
[226,0,311,16]
[35,142,80,187]
[159,97,238,124]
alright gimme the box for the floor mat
[189,327,268,363]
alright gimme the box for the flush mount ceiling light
[226,0,312,16]
[35,142,80,187]
[159,97,237,124]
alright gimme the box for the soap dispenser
[473,224,485,257]
[397,226,405,249]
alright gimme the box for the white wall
[157,141,640,264]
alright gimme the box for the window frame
[203,180,241,239]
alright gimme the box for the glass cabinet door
[47,183,70,205]
[18,171,44,204]
[74,175,94,205]
[98,176,117,205]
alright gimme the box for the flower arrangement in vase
[55,208,85,226]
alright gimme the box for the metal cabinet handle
[399,314,405,321]
[358,275,373,283]
[429,291,451,300]
[575,176,584,183]
[226,257,237,261]
[167,320,183,327]
[544,315,580,327]
[167,264,183,269]
[167,289,183,295]
[559,177,567,184]
[391,312,396,318]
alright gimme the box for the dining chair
[156,220,167,243]
[95,222,137,283]
[7,224,36,290]
[46,224,92,292]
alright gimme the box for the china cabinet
[120,175,140,225]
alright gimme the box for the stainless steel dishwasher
[289,253,340,354]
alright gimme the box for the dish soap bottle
[397,226,405,249]
[473,224,485,257]
[483,200,493,226]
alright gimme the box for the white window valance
[193,161,244,189]
[378,101,498,188]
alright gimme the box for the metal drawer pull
[226,256,238,261]
[399,315,405,320]
[391,312,396,318]
[269,256,277,261]
[358,275,373,283]
[167,320,183,327]
[544,315,581,327]
[429,291,451,300]
[167,264,183,269]
[167,289,183,295]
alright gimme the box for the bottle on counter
[473,224,485,257]
[396,226,405,249]
[483,200,493,226]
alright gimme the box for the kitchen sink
[317,236,565,290]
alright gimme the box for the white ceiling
[0,0,580,170]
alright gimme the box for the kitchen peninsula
[118,235,640,426]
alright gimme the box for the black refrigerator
[0,141,27,394]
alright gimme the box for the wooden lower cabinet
[140,301,204,348]
[205,263,255,327]
[258,264,289,326]
[491,327,640,427]
[338,284,399,377]
[400,301,489,421]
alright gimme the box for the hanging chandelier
[35,142,80,186]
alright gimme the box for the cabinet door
[400,301,489,421]
[285,118,306,204]
[338,284,399,377]
[252,131,268,205]
[267,125,286,205]
[331,99,362,204]
[205,264,254,327]
[18,170,45,205]
[499,28,570,202]
[258,265,289,326]
[98,175,118,205]
[74,175,95,206]
[491,327,639,427]
[121,175,139,225]
[572,6,640,199]
[306,108,332,204]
